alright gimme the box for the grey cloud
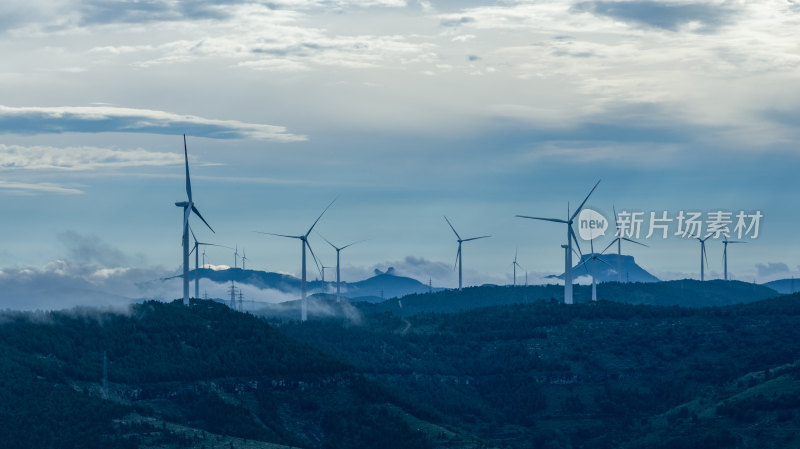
[572,1,735,32]
[440,16,475,27]
[756,262,790,278]
[58,231,131,267]
[0,105,305,142]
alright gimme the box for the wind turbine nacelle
[175,201,190,207]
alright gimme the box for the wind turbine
[516,180,600,304]
[320,235,364,302]
[175,135,214,306]
[697,236,711,281]
[189,228,231,299]
[577,238,613,302]
[241,250,248,270]
[444,216,490,291]
[255,198,336,321]
[602,205,648,283]
[511,248,523,287]
[234,245,239,269]
[722,237,746,281]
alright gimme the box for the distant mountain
[357,279,780,317]
[549,253,660,283]
[763,278,800,294]
[192,267,438,301]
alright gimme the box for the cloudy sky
[1,0,799,307]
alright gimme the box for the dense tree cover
[0,300,347,384]
[0,300,434,449]
[280,293,800,448]
[3,292,800,448]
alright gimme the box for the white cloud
[0,144,184,171]
[0,180,83,194]
[0,105,306,141]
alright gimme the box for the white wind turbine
[697,236,711,281]
[233,245,239,269]
[511,248,523,287]
[516,180,600,304]
[722,237,746,281]
[444,216,490,291]
[175,135,214,306]
[189,228,231,299]
[320,235,364,302]
[602,205,648,283]
[241,250,248,270]
[255,198,335,321]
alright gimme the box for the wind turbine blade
[444,216,461,240]
[571,179,601,221]
[596,256,613,268]
[191,205,214,233]
[453,245,461,271]
[190,226,197,244]
[570,226,583,260]
[703,244,709,269]
[254,231,303,239]
[621,237,648,247]
[306,197,337,238]
[515,215,569,224]
[182,206,191,234]
[184,134,192,203]
[600,238,618,255]
[317,232,338,250]
[198,243,233,250]
[514,247,518,264]
[613,204,618,230]
[189,244,197,256]
[307,241,322,276]
[462,235,490,242]
[341,239,368,250]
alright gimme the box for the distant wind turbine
[234,245,239,269]
[516,180,600,304]
[444,216,490,291]
[602,205,648,283]
[722,237,746,281]
[189,228,231,299]
[577,238,613,302]
[175,135,214,305]
[255,198,336,321]
[697,236,711,281]
[241,250,247,270]
[320,234,364,302]
[511,248,523,287]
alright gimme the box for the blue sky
[1,0,799,308]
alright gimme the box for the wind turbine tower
[604,206,648,283]
[175,135,214,305]
[189,229,230,300]
[444,216,490,290]
[722,238,746,281]
[697,236,710,281]
[517,180,600,304]
[320,235,362,303]
[256,198,336,321]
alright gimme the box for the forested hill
[356,279,779,316]
[5,293,800,449]
[282,294,800,449]
[0,300,438,449]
